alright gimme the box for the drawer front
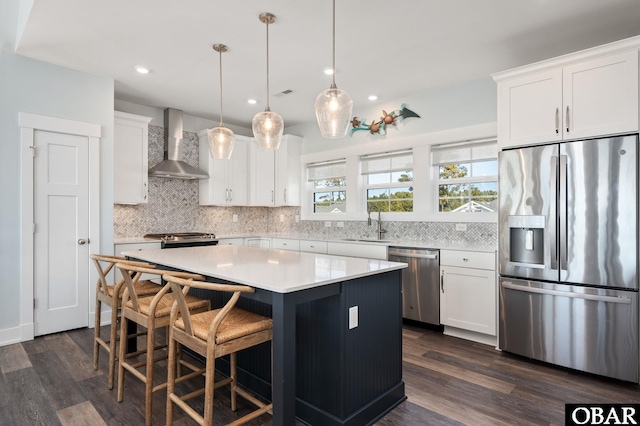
[217,238,245,246]
[327,242,387,260]
[272,238,300,251]
[440,250,495,270]
[115,242,161,254]
[299,240,328,254]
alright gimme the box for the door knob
[78,238,87,245]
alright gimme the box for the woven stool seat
[106,279,158,297]
[176,308,272,344]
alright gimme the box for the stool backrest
[163,274,255,342]
[91,254,152,296]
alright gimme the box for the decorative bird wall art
[349,104,420,136]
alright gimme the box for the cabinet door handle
[555,107,559,134]
[440,270,445,293]
[463,258,469,262]
[566,106,570,133]
[225,188,229,202]
[144,181,147,200]
[284,188,287,204]
[271,190,274,203]
[229,189,233,201]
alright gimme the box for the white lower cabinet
[327,242,387,260]
[114,241,162,282]
[244,237,271,249]
[217,238,245,246]
[299,240,328,254]
[272,238,300,251]
[440,250,497,345]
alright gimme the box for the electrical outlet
[349,306,358,329]
[279,214,284,223]
[336,221,344,228]
[325,221,331,228]
[456,223,467,231]
[232,214,238,223]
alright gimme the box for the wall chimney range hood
[148,108,209,179]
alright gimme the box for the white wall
[287,77,497,154]
[0,52,114,343]
[114,99,253,136]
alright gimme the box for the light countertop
[115,233,496,253]
[123,245,407,293]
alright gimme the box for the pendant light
[208,44,235,159]
[252,12,284,150]
[315,0,353,139]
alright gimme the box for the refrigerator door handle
[550,155,558,270]
[555,107,559,134]
[501,281,633,304]
[559,155,568,271]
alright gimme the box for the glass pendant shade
[207,126,235,159]
[252,109,284,150]
[315,86,353,138]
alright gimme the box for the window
[431,140,498,213]
[307,159,347,213]
[361,150,413,212]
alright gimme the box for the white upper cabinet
[249,135,302,207]
[198,133,249,206]
[114,111,152,204]
[495,41,639,149]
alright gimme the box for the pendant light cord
[331,0,337,89]
[265,18,271,111]
[218,49,224,126]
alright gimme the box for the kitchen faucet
[367,205,387,240]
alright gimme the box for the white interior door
[33,130,90,335]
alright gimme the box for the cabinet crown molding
[492,34,640,82]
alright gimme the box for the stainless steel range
[143,232,219,249]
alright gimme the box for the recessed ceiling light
[247,98,257,104]
[135,66,150,74]
[323,67,334,75]
[368,95,378,101]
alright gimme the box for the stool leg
[93,297,101,371]
[204,349,216,426]
[166,327,176,426]
[117,314,128,402]
[145,323,155,426]
[230,352,237,412]
[107,297,119,390]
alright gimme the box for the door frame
[19,112,101,341]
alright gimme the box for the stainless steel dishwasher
[388,246,440,325]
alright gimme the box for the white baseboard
[0,323,33,347]
[443,326,497,347]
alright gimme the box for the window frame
[361,150,414,213]
[299,122,498,223]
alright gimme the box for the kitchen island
[123,244,407,426]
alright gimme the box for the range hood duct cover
[148,108,209,180]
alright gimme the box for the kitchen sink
[341,238,392,243]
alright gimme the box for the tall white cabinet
[494,39,639,149]
[198,133,250,206]
[114,111,152,204]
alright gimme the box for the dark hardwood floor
[1,324,638,425]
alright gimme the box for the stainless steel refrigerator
[498,134,639,382]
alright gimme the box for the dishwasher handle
[388,249,438,260]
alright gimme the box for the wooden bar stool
[163,274,273,426]
[91,254,161,390]
[116,263,211,426]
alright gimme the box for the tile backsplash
[114,125,497,246]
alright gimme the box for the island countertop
[123,244,407,293]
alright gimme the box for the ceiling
[4,0,640,129]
